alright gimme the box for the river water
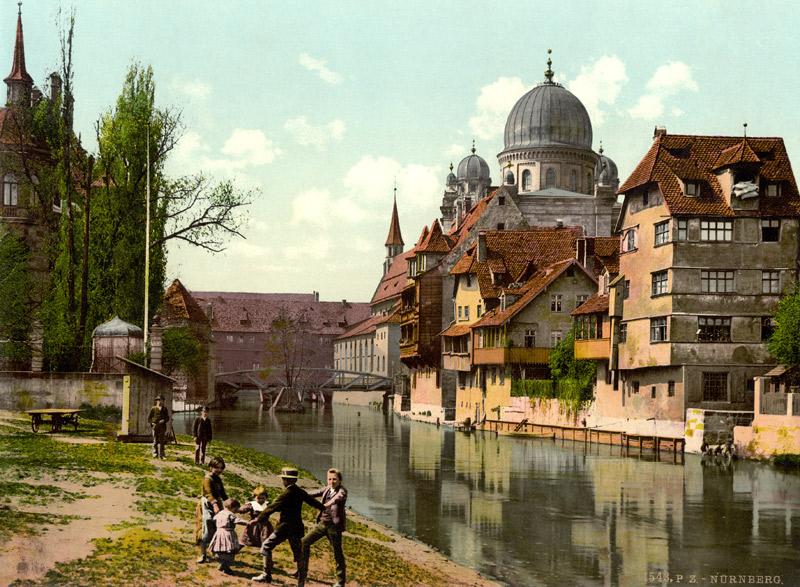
[174,392,800,586]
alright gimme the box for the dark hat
[279,467,299,480]
[155,395,165,401]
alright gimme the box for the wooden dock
[483,419,684,457]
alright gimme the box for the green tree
[161,326,205,376]
[768,282,800,366]
[549,329,596,406]
[0,228,34,366]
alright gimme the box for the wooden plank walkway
[484,419,684,456]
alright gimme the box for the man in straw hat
[251,467,323,585]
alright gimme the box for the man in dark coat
[147,395,169,459]
[192,406,213,465]
[251,467,323,585]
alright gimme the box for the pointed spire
[544,49,555,84]
[5,2,33,105]
[385,189,404,246]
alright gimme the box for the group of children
[195,455,347,586]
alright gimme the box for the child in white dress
[208,498,248,574]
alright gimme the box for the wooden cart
[25,409,83,433]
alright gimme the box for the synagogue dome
[457,145,490,181]
[501,58,592,154]
[595,146,619,186]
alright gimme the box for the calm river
[175,392,800,586]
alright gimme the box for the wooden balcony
[473,346,551,365]
[574,338,611,360]
[442,353,471,372]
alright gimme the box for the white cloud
[170,75,211,101]
[568,56,628,125]
[227,240,270,259]
[290,188,368,227]
[444,144,466,160]
[220,129,281,166]
[628,61,698,121]
[283,235,332,261]
[299,53,343,84]
[284,116,345,150]
[343,156,439,208]
[469,77,530,140]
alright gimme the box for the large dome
[502,64,592,153]
[457,148,490,181]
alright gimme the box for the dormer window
[766,183,780,198]
[684,181,699,197]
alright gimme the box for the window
[650,317,667,342]
[497,223,505,230]
[676,219,688,241]
[465,274,472,287]
[587,173,593,194]
[491,368,496,385]
[464,306,470,320]
[498,196,506,206]
[698,316,731,342]
[477,304,482,317]
[623,280,630,300]
[619,323,627,343]
[633,382,640,395]
[622,228,638,252]
[702,372,728,402]
[499,369,505,385]
[654,221,670,246]
[651,271,668,296]
[700,220,733,242]
[668,381,675,397]
[546,168,556,188]
[651,386,656,399]
[762,271,780,294]
[550,330,563,347]
[570,170,577,192]
[762,317,776,341]
[701,270,734,293]
[524,329,536,347]
[761,219,780,242]
[576,294,588,309]
[458,372,466,389]
[685,181,699,197]
[766,183,780,198]
[458,306,463,319]
[522,169,532,191]
[226,335,233,343]
[550,295,562,312]
[3,174,17,206]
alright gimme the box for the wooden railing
[574,338,611,360]
[473,346,551,365]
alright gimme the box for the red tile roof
[371,248,414,305]
[618,134,800,217]
[335,313,385,340]
[592,236,620,276]
[571,292,609,316]
[446,191,496,250]
[192,291,370,335]
[418,219,453,253]
[385,199,404,246]
[440,323,472,337]
[162,279,209,323]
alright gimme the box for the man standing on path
[147,395,169,459]
[300,468,347,587]
[192,406,213,465]
[251,467,323,585]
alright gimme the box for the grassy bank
[0,410,496,587]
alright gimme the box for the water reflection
[175,394,800,586]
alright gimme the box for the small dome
[92,316,144,338]
[446,162,457,186]
[595,148,619,185]
[501,57,592,153]
[457,146,490,181]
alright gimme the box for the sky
[12,1,800,303]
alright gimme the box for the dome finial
[544,49,554,84]
[471,139,476,154]
[449,161,453,171]
[743,122,747,138]
[599,141,604,155]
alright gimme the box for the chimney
[313,290,319,302]
[341,299,347,308]
[576,238,586,263]
[556,219,564,229]
[653,126,667,141]
[477,231,487,262]
[206,302,213,322]
[49,73,61,103]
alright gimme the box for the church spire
[5,2,33,106]
[383,185,404,276]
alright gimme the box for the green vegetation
[0,510,82,547]
[768,281,800,366]
[0,482,89,505]
[0,229,34,367]
[772,453,800,470]
[162,326,207,376]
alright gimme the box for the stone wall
[0,371,125,411]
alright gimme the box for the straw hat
[279,467,299,479]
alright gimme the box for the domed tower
[441,141,492,232]
[595,143,619,191]
[594,142,622,235]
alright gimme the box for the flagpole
[144,122,150,348]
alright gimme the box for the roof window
[684,181,699,197]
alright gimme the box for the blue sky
[14,1,800,302]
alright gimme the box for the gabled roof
[371,247,414,305]
[418,219,452,253]
[446,190,496,249]
[335,313,385,340]
[571,292,609,316]
[473,259,592,328]
[592,236,620,276]
[439,323,472,337]
[162,279,209,324]
[618,133,800,219]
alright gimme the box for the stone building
[600,129,800,434]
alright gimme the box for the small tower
[4,3,33,106]
[384,186,404,276]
